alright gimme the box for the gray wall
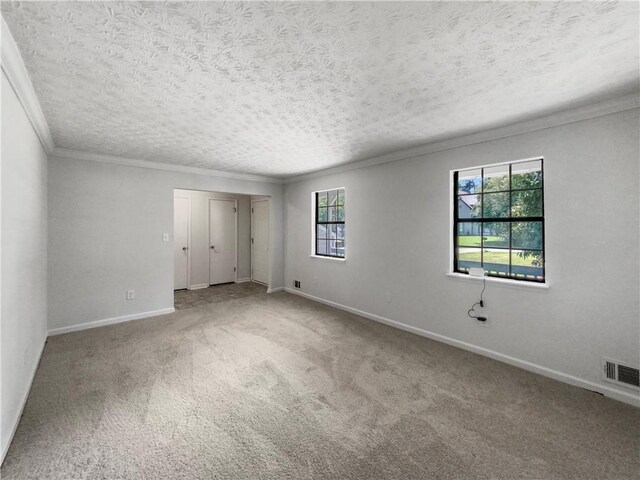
[1,72,48,459]
[174,189,253,285]
[284,108,640,404]
[48,156,284,331]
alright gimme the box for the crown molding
[284,93,640,184]
[51,147,284,184]
[51,91,638,186]
[1,17,55,154]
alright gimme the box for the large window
[453,159,545,282]
[314,188,345,258]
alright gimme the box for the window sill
[310,255,346,262]
[446,272,549,290]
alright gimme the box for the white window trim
[310,254,346,262]
[448,156,548,289]
[446,272,549,290]
[311,187,346,261]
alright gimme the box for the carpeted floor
[173,281,266,310]
[2,289,639,479]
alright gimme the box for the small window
[314,188,345,258]
[453,159,545,282]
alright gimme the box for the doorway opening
[251,198,269,285]
[173,189,270,309]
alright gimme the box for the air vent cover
[617,365,640,388]
[602,358,640,390]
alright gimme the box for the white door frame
[173,195,191,290]
[251,199,270,285]
[209,198,238,285]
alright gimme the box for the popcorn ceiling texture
[2,1,638,176]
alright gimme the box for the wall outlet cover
[126,290,135,300]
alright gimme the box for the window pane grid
[460,186,542,195]
[458,245,543,252]
[315,189,345,258]
[454,217,543,223]
[453,160,544,282]
[508,164,512,277]
[457,192,543,216]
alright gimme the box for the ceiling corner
[1,17,55,154]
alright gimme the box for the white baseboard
[47,308,175,336]
[283,288,640,407]
[267,287,284,293]
[1,334,47,464]
[188,284,208,290]
[235,278,251,283]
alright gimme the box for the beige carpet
[2,289,638,479]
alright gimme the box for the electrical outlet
[294,280,301,288]
[126,290,135,300]
[162,233,170,242]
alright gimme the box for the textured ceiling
[2,1,638,177]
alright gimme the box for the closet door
[174,196,189,290]
[209,199,237,285]
[251,200,269,285]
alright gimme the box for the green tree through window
[454,160,544,282]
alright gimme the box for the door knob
[210,245,215,250]
[182,247,188,251]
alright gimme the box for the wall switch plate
[126,290,135,300]
[162,233,170,242]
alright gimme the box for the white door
[174,196,189,290]
[251,200,269,285]
[209,199,237,285]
